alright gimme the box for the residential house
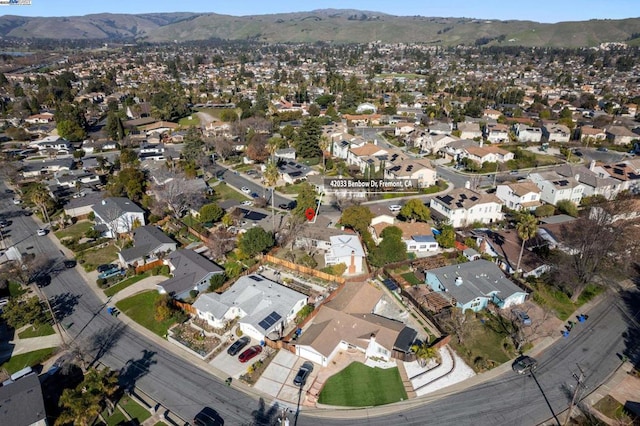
[417,134,458,155]
[29,135,74,154]
[342,113,383,126]
[555,163,623,199]
[294,216,347,252]
[92,197,146,238]
[427,121,453,135]
[528,172,584,205]
[157,249,224,300]
[25,112,54,124]
[514,124,543,143]
[275,148,296,161]
[355,102,377,114]
[471,229,550,277]
[192,274,308,341]
[118,225,177,267]
[347,143,388,173]
[457,122,483,140]
[276,160,317,184]
[580,125,607,143]
[62,190,103,218]
[21,158,75,178]
[438,139,476,162]
[295,281,417,367]
[485,123,510,143]
[394,121,416,136]
[462,144,515,165]
[606,126,637,145]
[0,373,48,426]
[331,140,352,160]
[384,158,437,188]
[140,121,179,135]
[601,160,640,193]
[370,217,439,253]
[430,188,504,228]
[424,259,528,312]
[324,235,366,275]
[483,109,502,120]
[496,181,542,211]
[542,123,571,142]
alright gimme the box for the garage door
[297,346,325,366]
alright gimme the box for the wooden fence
[172,300,197,315]
[134,259,163,274]
[263,255,345,284]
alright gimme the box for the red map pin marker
[305,208,316,221]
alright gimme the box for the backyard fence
[134,259,163,274]
[263,255,346,284]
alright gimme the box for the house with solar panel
[156,249,224,300]
[192,274,308,341]
[528,171,585,205]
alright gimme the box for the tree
[295,117,322,159]
[556,200,578,217]
[182,127,206,164]
[118,148,138,168]
[30,183,53,224]
[1,296,47,330]
[339,205,373,234]
[292,182,317,218]
[263,161,280,188]
[55,103,87,141]
[151,170,203,217]
[534,204,555,218]
[56,368,119,426]
[436,224,456,248]
[210,136,234,161]
[399,199,431,222]
[57,120,87,142]
[205,227,236,261]
[369,226,407,267]
[411,341,438,368]
[439,307,475,345]
[246,137,269,162]
[105,112,125,141]
[198,203,224,223]
[515,213,538,273]
[106,168,145,202]
[238,227,274,257]
[209,273,227,292]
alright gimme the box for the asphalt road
[212,164,293,208]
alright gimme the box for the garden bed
[239,349,277,385]
[168,323,221,358]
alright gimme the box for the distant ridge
[0,9,639,47]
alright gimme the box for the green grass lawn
[0,347,56,374]
[276,182,307,195]
[17,323,55,339]
[401,272,422,286]
[212,182,251,202]
[55,221,93,240]
[8,281,26,297]
[318,362,407,407]
[80,243,119,272]
[178,114,200,127]
[115,290,175,337]
[101,406,127,426]
[118,395,151,423]
[593,395,637,423]
[104,272,151,298]
[531,282,604,321]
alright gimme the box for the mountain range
[0,9,639,47]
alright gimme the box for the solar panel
[383,278,399,291]
[249,275,263,282]
[258,311,282,330]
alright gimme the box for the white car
[241,200,253,206]
[241,186,251,194]
[388,204,402,213]
[36,228,47,236]
[12,198,21,205]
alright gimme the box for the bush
[534,204,556,218]
[189,290,198,299]
[87,211,95,221]
[556,200,578,217]
[97,278,107,288]
[236,328,243,337]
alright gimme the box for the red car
[238,345,262,363]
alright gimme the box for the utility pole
[564,364,586,426]
[493,161,499,187]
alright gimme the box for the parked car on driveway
[512,309,532,326]
[293,361,314,387]
[512,355,537,375]
[388,204,402,213]
[227,336,251,356]
[238,345,262,363]
[241,186,251,194]
[97,264,116,273]
[36,228,48,236]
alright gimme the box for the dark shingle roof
[0,373,47,426]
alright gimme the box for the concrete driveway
[254,350,318,410]
[210,338,260,379]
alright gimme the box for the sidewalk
[362,181,454,205]
[108,275,168,304]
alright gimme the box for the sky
[1,0,638,23]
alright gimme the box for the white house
[457,122,483,140]
[29,135,73,154]
[325,235,366,275]
[462,144,515,165]
[25,112,54,124]
[92,197,146,238]
[157,249,224,301]
[514,124,543,143]
[118,225,177,267]
[485,123,510,143]
[542,123,571,143]
[606,126,638,145]
[192,274,308,341]
[430,188,504,228]
[371,217,439,253]
[384,158,437,188]
[528,171,584,205]
[496,181,542,211]
[425,260,528,312]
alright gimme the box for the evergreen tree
[295,117,322,159]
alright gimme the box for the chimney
[589,160,596,171]
[479,139,484,148]
[464,180,471,189]
[455,276,463,286]
[348,250,356,275]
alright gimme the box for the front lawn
[115,290,175,337]
[178,114,200,127]
[118,395,151,423]
[103,272,151,298]
[100,406,127,426]
[318,362,407,407]
[401,272,422,286]
[0,347,56,374]
[79,243,119,272]
[9,281,26,297]
[530,281,603,321]
[18,323,55,339]
[55,221,93,240]
[212,182,251,202]
[276,182,308,195]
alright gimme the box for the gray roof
[63,190,103,210]
[434,188,501,209]
[0,373,47,426]
[119,225,175,263]
[555,164,620,189]
[160,249,223,296]
[426,259,525,305]
[21,158,75,173]
[92,197,144,220]
[194,274,307,335]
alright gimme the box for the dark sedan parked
[293,361,314,387]
[227,336,250,356]
[512,355,538,375]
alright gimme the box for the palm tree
[56,369,119,426]
[515,213,539,274]
[263,160,280,231]
[30,184,52,224]
[411,342,438,367]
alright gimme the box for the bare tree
[438,307,476,345]
[151,169,203,217]
[208,136,234,161]
[205,228,236,262]
[276,214,306,250]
